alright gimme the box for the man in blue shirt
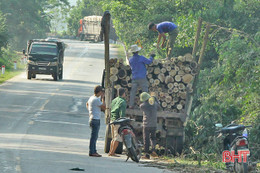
[129,44,155,108]
[148,22,178,59]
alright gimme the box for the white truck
[78,15,102,42]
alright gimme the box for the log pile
[109,53,197,113]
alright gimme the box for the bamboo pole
[192,18,202,61]
[186,22,210,116]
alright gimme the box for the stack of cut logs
[109,53,197,113]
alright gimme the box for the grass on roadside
[153,156,227,173]
[0,69,25,84]
[155,155,259,172]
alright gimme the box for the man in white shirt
[87,85,106,157]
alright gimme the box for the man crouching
[108,88,127,157]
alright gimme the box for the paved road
[0,40,173,173]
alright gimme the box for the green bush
[0,47,22,70]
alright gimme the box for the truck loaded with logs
[103,53,197,155]
[101,13,207,155]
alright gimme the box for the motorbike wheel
[129,147,139,163]
[234,161,248,173]
[242,163,248,173]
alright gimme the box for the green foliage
[187,32,260,159]
[0,11,8,50]
[0,0,69,50]
[0,47,21,69]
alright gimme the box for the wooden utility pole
[102,11,112,124]
[103,11,111,88]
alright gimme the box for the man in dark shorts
[108,88,127,157]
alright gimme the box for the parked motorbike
[110,118,141,163]
[215,123,254,173]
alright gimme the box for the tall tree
[0,0,69,50]
[0,11,8,51]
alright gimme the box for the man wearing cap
[129,44,155,108]
[86,85,106,157]
[148,21,178,59]
[108,88,127,157]
[140,92,161,159]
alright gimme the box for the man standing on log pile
[148,22,178,59]
[129,44,155,109]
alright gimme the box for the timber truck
[102,59,190,155]
[78,15,102,42]
[23,39,65,81]
[101,12,204,155]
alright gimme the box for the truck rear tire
[59,67,63,80]
[166,136,183,155]
[32,74,36,78]
[104,125,123,154]
[80,34,84,41]
[94,35,100,43]
[53,72,58,81]
[27,71,31,79]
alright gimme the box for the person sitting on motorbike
[108,88,127,157]
[140,92,161,159]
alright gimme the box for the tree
[0,0,70,50]
[0,11,8,51]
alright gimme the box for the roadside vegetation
[0,47,25,84]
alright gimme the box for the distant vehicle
[78,15,102,42]
[45,37,61,42]
[23,39,65,81]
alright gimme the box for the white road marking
[15,157,22,172]
[33,119,87,126]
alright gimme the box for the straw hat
[140,92,151,102]
[130,44,142,53]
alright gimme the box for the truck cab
[23,39,65,81]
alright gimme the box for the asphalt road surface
[0,40,173,173]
